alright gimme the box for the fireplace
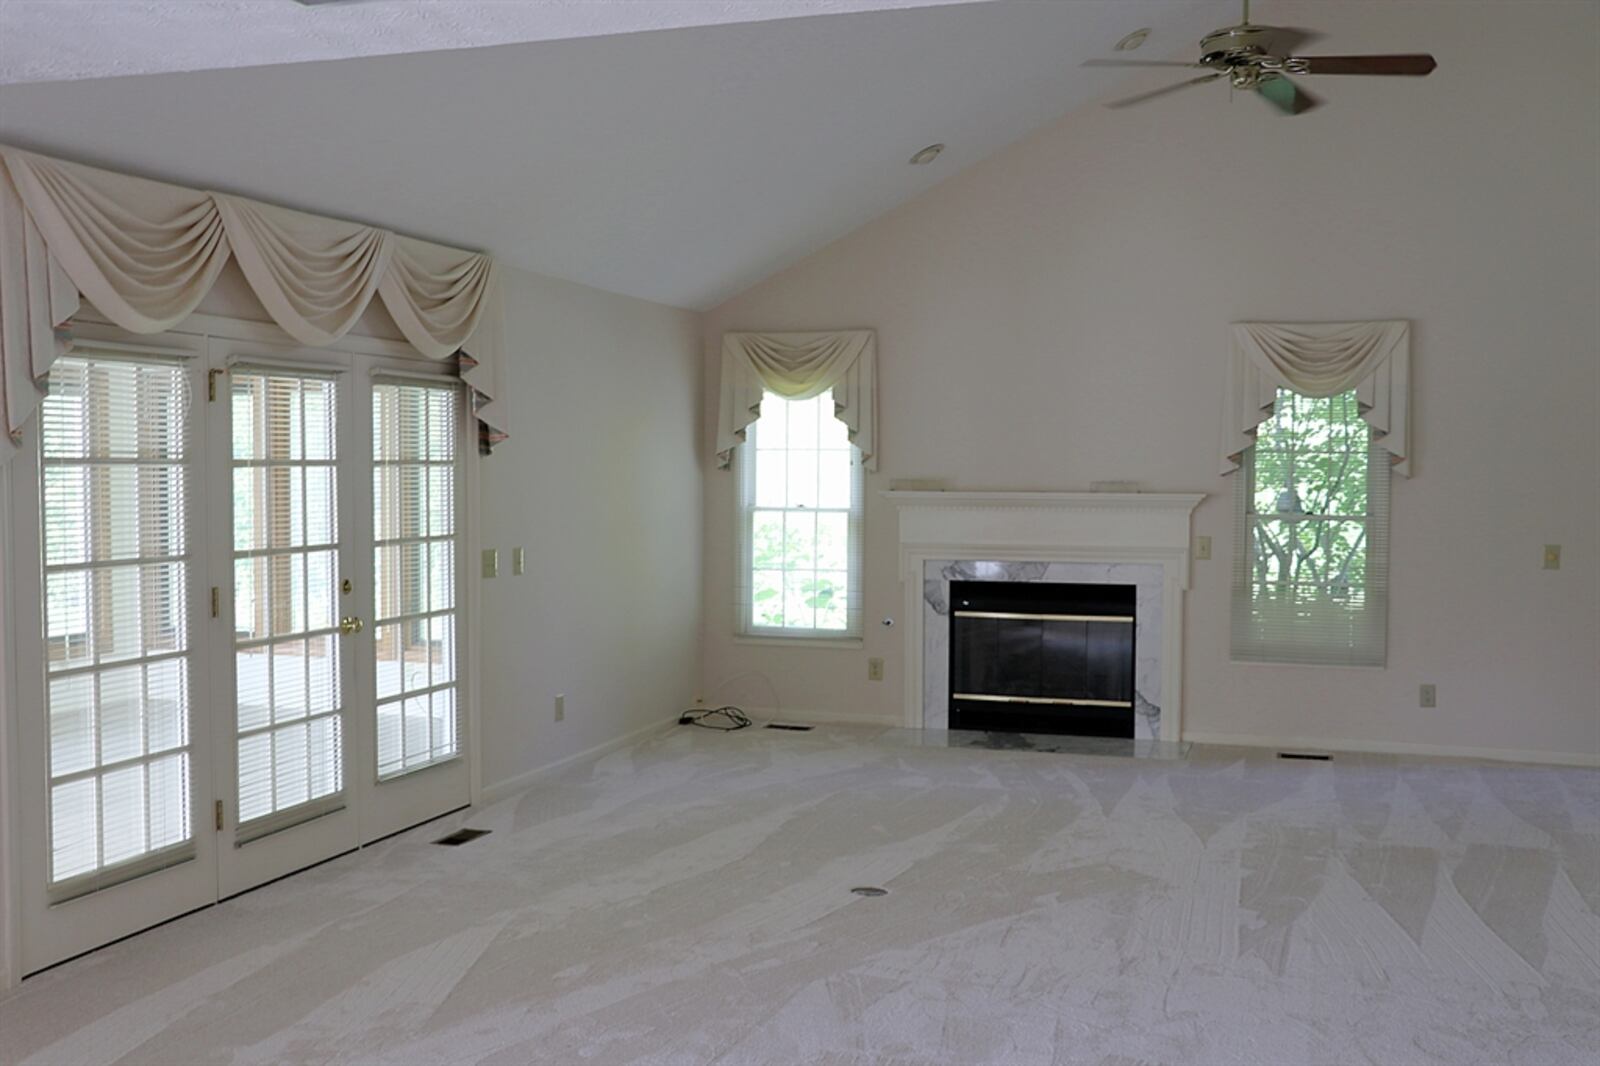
[884,490,1203,742]
[949,581,1137,738]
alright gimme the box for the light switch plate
[554,693,565,722]
[1543,544,1561,570]
[1195,535,1212,561]
[481,549,498,579]
[512,547,526,576]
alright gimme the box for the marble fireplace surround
[883,492,1204,743]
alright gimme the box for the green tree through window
[739,392,863,637]
[1233,388,1390,665]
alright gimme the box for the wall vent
[434,828,491,846]
[765,723,815,732]
[1277,751,1332,761]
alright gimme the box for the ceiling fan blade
[1105,72,1222,109]
[1262,26,1323,56]
[1083,59,1210,69]
[1256,74,1319,115]
[1295,54,1437,76]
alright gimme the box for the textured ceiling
[0,0,1233,308]
[0,0,979,86]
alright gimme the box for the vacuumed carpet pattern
[2,725,1596,1065]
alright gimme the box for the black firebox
[949,581,1136,738]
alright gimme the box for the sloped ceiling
[0,0,1232,309]
[0,0,979,86]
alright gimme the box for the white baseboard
[741,706,903,728]
[476,714,681,807]
[1182,730,1600,768]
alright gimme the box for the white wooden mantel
[881,491,1205,739]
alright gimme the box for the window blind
[372,377,461,778]
[736,392,864,639]
[230,367,345,841]
[40,353,195,899]
[1231,389,1391,666]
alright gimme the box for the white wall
[701,0,1600,761]
[477,267,703,792]
[0,460,16,988]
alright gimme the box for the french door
[12,330,471,974]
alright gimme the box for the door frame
[0,311,483,982]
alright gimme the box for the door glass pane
[231,370,344,828]
[39,355,195,890]
[372,380,461,779]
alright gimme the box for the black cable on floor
[678,705,752,731]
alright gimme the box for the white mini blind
[1232,389,1391,666]
[372,378,460,778]
[40,354,195,898]
[230,368,345,840]
[736,391,864,638]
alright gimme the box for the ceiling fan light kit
[1088,0,1436,116]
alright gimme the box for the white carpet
[2,725,1596,1065]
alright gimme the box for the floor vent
[1277,751,1332,761]
[850,886,888,897]
[765,723,815,732]
[434,828,491,846]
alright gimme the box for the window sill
[1230,656,1386,670]
[734,635,865,650]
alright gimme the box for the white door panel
[15,347,217,974]
[210,352,360,897]
[361,374,469,843]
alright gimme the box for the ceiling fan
[1086,0,1436,115]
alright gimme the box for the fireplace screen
[949,581,1136,737]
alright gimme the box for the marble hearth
[928,560,1163,739]
[884,491,1204,743]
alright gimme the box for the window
[372,379,461,778]
[737,391,863,638]
[230,369,343,832]
[39,354,194,894]
[1232,388,1390,666]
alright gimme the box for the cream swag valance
[0,144,507,462]
[1220,320,1410,477]
[717,330,877,471]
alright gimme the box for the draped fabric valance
[717,330,877,470]
[0,144,507,462]
[1220,320,1410,477]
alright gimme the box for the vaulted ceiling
[0,0,981,85]
[0,0,1233,308]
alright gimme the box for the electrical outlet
[1419,684,1436,708]
[1195,535,1212,561]
[481,549,498,579]
[1543,544,1561,570]
[867,657,885,682]
[554,693,565,722]
[512,547,526,576]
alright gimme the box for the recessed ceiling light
[908,143,945,166]
[1115,28,1151,51]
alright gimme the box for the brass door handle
[339,616,365,635]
